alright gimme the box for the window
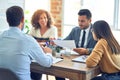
[62,0,81,38]
[82,0,114,27]
[117,0,120,29]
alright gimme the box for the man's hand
[42,46,52,54]
[73,48,89,55]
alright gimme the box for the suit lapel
[75,28,81,47]
[86,25,92,47]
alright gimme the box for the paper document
[53,57,63,64]
[32,57,63,64]
[53,40,76,49]
[72,55,88,63]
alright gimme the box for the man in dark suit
[64,9,97,55]
[56,9,97,80]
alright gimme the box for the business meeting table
[30,55,101,80]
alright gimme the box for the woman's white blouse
[29,26,58,39]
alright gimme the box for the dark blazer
[64,25,97,53]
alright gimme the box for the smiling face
[38,13,48,28]
[78,15,91,29]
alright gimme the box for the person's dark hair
[78,9,92,19]
[92,20,120,54]
[6,6,24,26]
[31,9,53,29]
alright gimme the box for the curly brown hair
[31,9,53,29]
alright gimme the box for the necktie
[81,30,86,47]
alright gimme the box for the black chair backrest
[0,68,19,80]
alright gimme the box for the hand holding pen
[45,41,49,47]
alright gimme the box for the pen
[45,41,49,47]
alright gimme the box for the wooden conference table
[31,55,101,80]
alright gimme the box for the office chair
[0,68,19,80]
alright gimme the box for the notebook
[72,55,88,63]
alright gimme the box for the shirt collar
[85,25,91,32]
[9,27,21,31]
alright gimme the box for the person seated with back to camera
[0,6,53,80]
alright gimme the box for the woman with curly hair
[29,9,58,39]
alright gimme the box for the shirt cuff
[46,53,54,60]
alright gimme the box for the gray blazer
[64,26,97,53]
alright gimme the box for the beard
[79,25,89,30]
